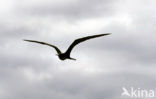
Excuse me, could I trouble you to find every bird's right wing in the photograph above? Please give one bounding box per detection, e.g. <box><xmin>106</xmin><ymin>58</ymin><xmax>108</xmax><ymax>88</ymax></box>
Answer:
<box><xmin>65</xmin><ymin>33</ymin><xmax>111</xmax><ymax>55</ymax></box>
<box><xmin>23</xmin><ymin>39</ymin><xmax>62</xmax><ymax>54</ymax></box>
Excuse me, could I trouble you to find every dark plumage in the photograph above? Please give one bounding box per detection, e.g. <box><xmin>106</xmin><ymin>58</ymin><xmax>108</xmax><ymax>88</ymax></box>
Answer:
<box><xmin>24</xmin><ymin>33</ymin><xmax>111</xmax><ymax>60</ymax></box>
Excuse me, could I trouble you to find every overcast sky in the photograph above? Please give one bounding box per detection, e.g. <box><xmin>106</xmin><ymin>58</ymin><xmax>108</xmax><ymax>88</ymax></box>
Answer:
<box><xmin>0</xmin><ymin>0</ymin><xmax>156</xmax><ymax>99</ymax></box>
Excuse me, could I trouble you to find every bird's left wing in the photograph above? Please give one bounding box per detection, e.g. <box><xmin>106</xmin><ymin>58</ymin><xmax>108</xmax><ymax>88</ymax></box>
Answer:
<box><xmin>23</xmin><ymin>39</ymin><xmax>62</xmax><ymax>54</ymax></box>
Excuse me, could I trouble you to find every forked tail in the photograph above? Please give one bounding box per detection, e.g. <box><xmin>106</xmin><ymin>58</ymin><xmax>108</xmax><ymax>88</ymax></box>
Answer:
<box><xmin>69</xmin><ymin>57</ymin><xmax>76</xmax><ymax>61</ymax></box>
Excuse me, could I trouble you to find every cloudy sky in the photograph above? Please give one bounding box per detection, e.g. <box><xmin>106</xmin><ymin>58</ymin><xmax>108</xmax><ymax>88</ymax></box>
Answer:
<box><xmin>0</xmin><ymin>0</ymin><xmax>156</xmax><ymax>99</ymax></box>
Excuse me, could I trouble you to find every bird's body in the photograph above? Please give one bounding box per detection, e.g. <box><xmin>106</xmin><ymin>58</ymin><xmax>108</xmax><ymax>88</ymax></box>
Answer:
<box><xmin>24</xmin><ymin>33</ymin><xmax>111</xmax><ymax>61</ymax></box>
<box><xmin>58</xmin><ymin>53</ymin><xmax>76</xmax><ymax>60</ymax></box>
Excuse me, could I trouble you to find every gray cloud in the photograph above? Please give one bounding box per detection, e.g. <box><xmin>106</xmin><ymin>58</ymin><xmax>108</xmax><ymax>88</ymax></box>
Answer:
<box><xmin>0</xmin><ymin>0</ymin><xmax>156</xmax><ymax>99</ymax></box>
<box><xmin>1</xmin><ymin>70</ymin><xmax>156</xmax><ymax>99</ymax></box>
<box><xmin>15</xmin><ymin>0</ymin><xmax>117</xmax><ymax>19</ymax></box>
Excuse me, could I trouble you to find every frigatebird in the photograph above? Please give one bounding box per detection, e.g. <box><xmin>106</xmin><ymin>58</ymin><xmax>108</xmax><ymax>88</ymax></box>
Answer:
<box><xmin>24</xmin><ymin>33</ymin><xmax>110</xmax><ymax>61</ymax></box>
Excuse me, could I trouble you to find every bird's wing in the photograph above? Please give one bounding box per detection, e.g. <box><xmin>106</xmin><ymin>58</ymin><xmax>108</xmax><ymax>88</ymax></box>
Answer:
<box><xmin>23</xmin><ymin>39</ymin><xmax>62</xmax><ymax>54</ymax></box>
<box><xmin>65</xmin><ymin>33</ymin><xmax>111</xmax><ymax>55</ymax></box>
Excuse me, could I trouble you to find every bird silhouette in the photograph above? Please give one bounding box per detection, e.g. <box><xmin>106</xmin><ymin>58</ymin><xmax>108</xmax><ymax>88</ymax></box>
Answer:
<box><xmin>24</xmin><ymin>33</ymin><xmax>111</xmax><ymax>61</ymax></box>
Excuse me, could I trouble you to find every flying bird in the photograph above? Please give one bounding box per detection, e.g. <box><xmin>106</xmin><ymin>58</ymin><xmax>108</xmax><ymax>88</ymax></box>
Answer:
<box><xmin>24</xmin><ymin>33</ymin><xmax>111</xmax><ymax>61</ymax></box>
